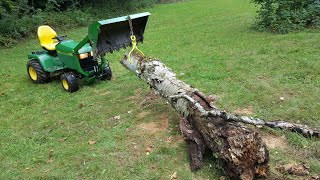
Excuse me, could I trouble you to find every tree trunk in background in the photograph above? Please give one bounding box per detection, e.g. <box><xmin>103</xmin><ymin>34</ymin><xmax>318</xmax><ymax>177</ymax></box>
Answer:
<box><xmin>121</xmin><ymin>54</ymin><xmax>269</xmax><ymax>180</ymax></box>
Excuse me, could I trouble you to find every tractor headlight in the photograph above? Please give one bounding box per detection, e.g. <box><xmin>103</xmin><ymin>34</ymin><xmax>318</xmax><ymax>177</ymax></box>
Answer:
<box><xmin>78</xmin><ymin>53</ymin><xmax>89</xmax><ymax>60</ymax></box>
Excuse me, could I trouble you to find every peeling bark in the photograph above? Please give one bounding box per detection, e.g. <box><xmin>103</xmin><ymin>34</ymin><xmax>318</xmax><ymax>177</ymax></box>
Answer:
<box><xmin>121</xmin><ymin>54</ymin><xmax>271</xmax><ymax>179</ymax></box>
<box><xmin>205</xmin><ymin>110</ymin><xmax>320</xmax><ymax>138</ymax></box>
<box><xmin>120</xmin><ymin>53</ymin><xmax>320</xmax><ymax>179</ymax></box>
<box><xmin>179</xmin><ymin>117</ymin><xmax>206</xmax><ymax>171</ymax></box>
<box><xmin>121</xmin><ymin>54</ymin><xmax>318</xmax><ymax>179</ymax></box>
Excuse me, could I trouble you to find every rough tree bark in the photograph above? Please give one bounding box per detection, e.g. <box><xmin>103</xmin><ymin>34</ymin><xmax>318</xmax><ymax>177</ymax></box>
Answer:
<box><xmin>120</xmin><ymin>54</ymin><xmax>319</xmax><ymax>179</ymax></box>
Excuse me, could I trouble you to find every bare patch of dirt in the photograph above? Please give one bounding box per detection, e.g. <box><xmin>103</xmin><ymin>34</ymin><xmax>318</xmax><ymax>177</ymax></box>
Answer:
<box><xmin>125</xmin><ymin>89</ymin><xmax>161</xmax><ymax>108</ymax></box>
<box><xmin>137</xmin><ymin>113</ymin><xmax>169</xmax><ymax>134</ymax></box>
<box><xmin>165</xmin><ymin>135</ymin><xmax>184</xmax><ymax>145</ymax></box>
<box><xmin>138</xmin><ymin>122</ymin><xmax>163</xmax><ymax>134</ymax></box>
<box><xmin>159</xmin><ymin>114</ymin><xmax>169</xmax><ymax>130</ymax></box>
<box><xmin>276</xmin><ymin>163</ymin><xmax>310</xmax><ymax>176</ymax></box>
<box><xmin>234</xmin><ymin>106</ymin><xmax>254</xmax><ymax>116</ymax></box>
<box><xmin>93</xmin><ymin>89</ymin><xmax>111</xmax><ymax>96</ymax></box>
<box><xmin>140</xmin><ymin>89</ymin><xmax>160</xmax><ymax>107</ymax></box>
<box><xmin>126</xmin><ymin>95</ymin><xmax>139</xmax><ymax>101</ymax></box>
<box><xmin>123</xmin><ymin>112</ymin><xmax>186</xmax><ymax>171</ymax></box>
<box><xmin>125</xmin><ymin>88</ymin><xmax>144</xmax><ymax>102</ymax></box>
<box><xmin>261</xmin><ymin>134</ymin><xmax>288</xmax><ymax>149</ymax></box>
<box><xmin>137</xmin><ymin>111</ymin><xmax>150</xmax><ymax>119</ymax></box>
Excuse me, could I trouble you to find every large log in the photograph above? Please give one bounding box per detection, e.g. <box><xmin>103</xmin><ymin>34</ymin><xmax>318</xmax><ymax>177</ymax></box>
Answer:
<box><xmin>121</xmin><ymin>54</ymin><xmax>269</xmax><ymax>179</ymax></box>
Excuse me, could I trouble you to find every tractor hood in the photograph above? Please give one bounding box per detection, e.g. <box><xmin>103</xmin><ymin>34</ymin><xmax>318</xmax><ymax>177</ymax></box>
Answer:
<box><xmin>88</xmin><ymin>12</ymin><xmax>150</xmax><ymax>55</ymax></box>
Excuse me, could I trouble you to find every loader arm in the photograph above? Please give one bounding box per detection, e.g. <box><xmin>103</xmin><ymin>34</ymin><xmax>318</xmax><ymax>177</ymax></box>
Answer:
<box><xmin>73</xmin><ymin>35</ymin><xmax>90</xmax><ymax>54</ymax></box>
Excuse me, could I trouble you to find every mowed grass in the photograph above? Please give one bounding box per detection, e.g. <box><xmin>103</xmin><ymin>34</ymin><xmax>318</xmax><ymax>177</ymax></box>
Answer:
<box><xmin>0</xmin><ymin>0</ymin><xmax>319</xmax><ymax>179</ymax></box>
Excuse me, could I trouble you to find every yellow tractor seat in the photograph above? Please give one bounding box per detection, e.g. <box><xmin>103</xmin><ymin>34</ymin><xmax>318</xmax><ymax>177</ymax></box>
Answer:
<box><xmin>37</xmin><ymin>25</ymin><xmax>58</xmax><ymax>51</ymax></box>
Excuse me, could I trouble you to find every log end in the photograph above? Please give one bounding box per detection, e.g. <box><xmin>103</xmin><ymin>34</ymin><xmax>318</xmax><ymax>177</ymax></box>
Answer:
<box><xmin>220</xmin><ymin>125</ymin><xmax>270</xmax><ymax>179</ymax></box>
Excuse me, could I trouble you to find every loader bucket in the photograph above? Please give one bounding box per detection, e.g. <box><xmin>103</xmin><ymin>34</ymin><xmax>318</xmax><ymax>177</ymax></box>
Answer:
<box><xmin>88</xmin><ymin>12</ymin><xmax>150</xmax><ymax>55</ymax></box>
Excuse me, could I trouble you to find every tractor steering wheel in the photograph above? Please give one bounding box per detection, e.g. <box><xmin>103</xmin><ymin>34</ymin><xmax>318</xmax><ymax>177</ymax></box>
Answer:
<box><xmin>53</xmin><ymin>35</ymin><xmax>67</xmax><ymax>42</ymax></box>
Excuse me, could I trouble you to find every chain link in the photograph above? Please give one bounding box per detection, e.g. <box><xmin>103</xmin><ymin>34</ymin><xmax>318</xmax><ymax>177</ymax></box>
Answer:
<box><xmin>128</xmin><ymin>16</ymin><xmax>134</xmax><ymax>36</ymax></box>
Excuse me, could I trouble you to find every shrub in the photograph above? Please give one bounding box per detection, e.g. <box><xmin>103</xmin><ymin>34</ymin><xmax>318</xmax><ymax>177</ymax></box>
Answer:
<box><xmin>252</xmin><ymin>0</ymin><xmax>320</xmax><ymax>33</ymax></box>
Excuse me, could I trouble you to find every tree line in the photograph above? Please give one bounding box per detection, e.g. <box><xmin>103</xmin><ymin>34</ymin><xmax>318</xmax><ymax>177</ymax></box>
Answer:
<box><xmin>0</xmin><ymin>0</ymin><xmax>170</xmax><ymax>46</ymax></box>
<box><xmin>2</xmin><ymin>0</ymin><xmax>318</xmax><ymax>46</ymax></box>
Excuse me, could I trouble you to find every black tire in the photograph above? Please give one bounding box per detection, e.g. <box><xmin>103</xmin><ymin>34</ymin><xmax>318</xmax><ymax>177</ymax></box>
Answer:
<box><xmin>60</xmin><ymin>72</ymin><xmax>79</xmax><ymax>93</ymax></box>
<box><xmin>101</xmin><ymin>65</ymin><xmax>112</xmax><ymax>80</ymax></box>
<box><xmin>26</xmin><ymin>59</ymin><xmax>50</xmax><ymax>83</ymax></box>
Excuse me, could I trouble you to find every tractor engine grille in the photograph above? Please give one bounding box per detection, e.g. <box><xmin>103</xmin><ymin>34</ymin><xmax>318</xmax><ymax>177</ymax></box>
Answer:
<box><xmin>79</xmin><ymin>56</ymin><xmax>98</xmax><ymax>71</ymax></box>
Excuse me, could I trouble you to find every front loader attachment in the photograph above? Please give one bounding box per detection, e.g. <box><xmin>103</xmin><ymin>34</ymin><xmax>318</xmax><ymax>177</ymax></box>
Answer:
<box><xmin>88</xmin><ymin>12</ymin><xmax>150</xmax><ymax>55</ymax></box>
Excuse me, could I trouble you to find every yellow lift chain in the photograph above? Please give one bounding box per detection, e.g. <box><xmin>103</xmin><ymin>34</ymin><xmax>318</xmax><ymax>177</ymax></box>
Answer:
<box><xmin>128</xmin><ymin>35</ymin><xmax>144</xmax><ymax>63</ymax></box>
<box><xmin>127</xmin><ymin>16</ymin><xmax>144</xmax><ymax>63</ymax></box>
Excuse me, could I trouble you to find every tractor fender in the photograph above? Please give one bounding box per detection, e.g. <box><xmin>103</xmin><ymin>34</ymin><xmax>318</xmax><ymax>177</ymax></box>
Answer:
<box><xmin>28</xmin><ymin>52</ymin><xmax>64</xmax><ymax>73</ymax></box>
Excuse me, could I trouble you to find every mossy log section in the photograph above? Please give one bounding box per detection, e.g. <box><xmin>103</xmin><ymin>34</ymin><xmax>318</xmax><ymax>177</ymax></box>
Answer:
<box><xmin>121</xmin><ymin>54</ymin><xmax>269</xmax><ymax>179</ymax></box>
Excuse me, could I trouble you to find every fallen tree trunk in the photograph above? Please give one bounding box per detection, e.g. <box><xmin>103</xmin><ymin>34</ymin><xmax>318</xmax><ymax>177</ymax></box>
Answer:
<box><xmin>120</xmin><ymin>53</ymin><xmax>320</xmax><ymax>179</ymax></box>
<box><xmin>121</xmin><ymin>54</ymin><xmax>269</xmax><ymax>179</ymax></box>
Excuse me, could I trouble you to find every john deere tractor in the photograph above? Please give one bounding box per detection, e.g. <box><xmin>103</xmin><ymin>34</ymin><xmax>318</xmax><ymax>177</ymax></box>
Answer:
<box><xmin>27</xmin><ymin>12</ymin><xmax>150</xmax><ymax>92</ymax></box>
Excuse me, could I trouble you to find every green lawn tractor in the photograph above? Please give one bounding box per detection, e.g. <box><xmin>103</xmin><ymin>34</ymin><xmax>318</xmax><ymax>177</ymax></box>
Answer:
<box><xmin>27</xmin><ymin>12</ymin><xmax>150</xmax><ymax>92</ymax></box>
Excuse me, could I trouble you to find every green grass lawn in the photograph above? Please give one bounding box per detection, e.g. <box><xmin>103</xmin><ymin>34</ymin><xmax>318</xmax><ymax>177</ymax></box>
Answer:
<box><xmin>1</xmin><ymin>0</ymin><xmax>319</xmax><ymax>179</ymax></box>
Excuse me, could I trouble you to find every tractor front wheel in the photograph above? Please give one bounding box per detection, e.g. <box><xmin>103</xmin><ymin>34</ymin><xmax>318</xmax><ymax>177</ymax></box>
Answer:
<box><xmin>61</xmin><ymin>72</ymin><xmax>79</xmax><ymax>93</ymax></box>
<box><xmin>101</xmin><ymin>65</ymin><xmax>112</xmax><ymax>80</ymax></box>
<box><xmin>27</xmin><ymin>59</ymin><xmax>50</xmax><ymax>83</ymax></box>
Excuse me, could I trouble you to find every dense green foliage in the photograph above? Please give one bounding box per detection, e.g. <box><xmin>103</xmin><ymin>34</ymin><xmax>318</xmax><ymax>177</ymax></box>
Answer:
<box><xmin>0</xmin><ymin>0</ymin><xmax>176</xmax><ymax>46</ymax></box>
<box><xmin>252</xmin><ymin>0</ymin><xmax>320</xmax><ymax>33</ymax></box>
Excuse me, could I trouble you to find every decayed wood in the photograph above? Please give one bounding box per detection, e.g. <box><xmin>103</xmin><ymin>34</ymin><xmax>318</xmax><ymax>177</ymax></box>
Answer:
<box><xmin>121</xmin><ymin>54</ymin><xmax>269</xmax><ymax>179</ymax></box>
<box><xmin>120</xmin><ymin>53</ymin><xmax>319</xmax><ymax>179</ymax></box>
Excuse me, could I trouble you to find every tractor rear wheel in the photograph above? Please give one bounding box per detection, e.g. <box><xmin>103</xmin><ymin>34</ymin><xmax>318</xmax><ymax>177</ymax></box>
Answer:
<box><xmin>102</xmin><ymin>65</ymin><xmax>112</xmax><ymax>80</ymax></box>
<box><xmin>27</xmin><ymin>59</ymin><xmax>50</xmax><ymax>83</ymax></box>
<box><xmin>61</xmin><ymin>72</ymin><xmax>79</xmax><ymax>93</ymax></box>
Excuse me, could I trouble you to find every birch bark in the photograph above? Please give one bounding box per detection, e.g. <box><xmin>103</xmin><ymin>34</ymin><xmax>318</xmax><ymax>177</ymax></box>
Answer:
<box><xmin>121</xmin><ymin>54</ymin><xmax>270</xmax><ymax>179</ymax></box>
